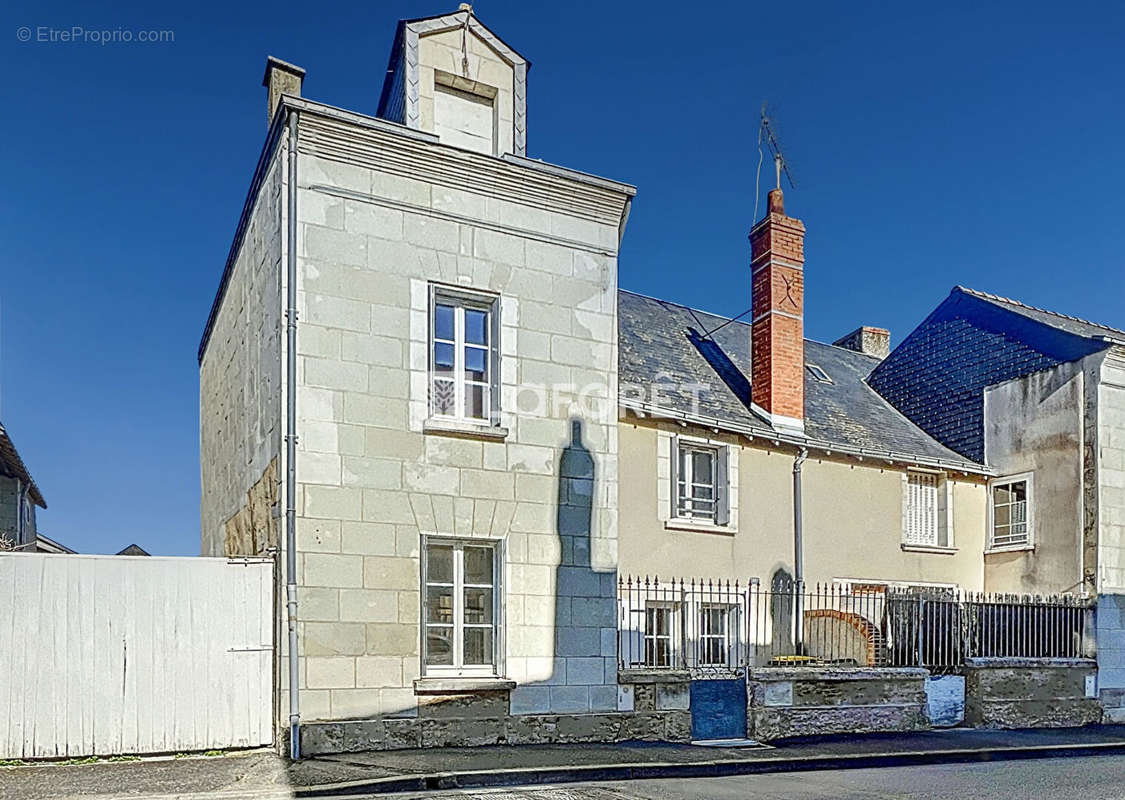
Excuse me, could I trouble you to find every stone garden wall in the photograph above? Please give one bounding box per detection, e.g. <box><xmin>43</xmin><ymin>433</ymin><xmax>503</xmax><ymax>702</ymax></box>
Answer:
<box><xmin>746</xmin><ymin>667</ymin><xmax>929</xmax><ymax>741</ymax></box>
<box><xmin>963</xmin><ymin>657</ymin><xmax>1102</xmax><ymax>728</ymax></box>
<box><xmin>299</xmin><ymin>671</ymin><xmax>690</xmax><ymax>754</ymax></box>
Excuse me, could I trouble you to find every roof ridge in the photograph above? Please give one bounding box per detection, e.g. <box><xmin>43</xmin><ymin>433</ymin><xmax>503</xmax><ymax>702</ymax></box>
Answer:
<box><xmin>956</xmin><ymin>285</ymin><xmax>1125</xmax><ymax>339</ymax></box>
<box><xmin>618</xmin><ymin>288</ymin><xmax>878</xmax><ymax>355</ymax></box>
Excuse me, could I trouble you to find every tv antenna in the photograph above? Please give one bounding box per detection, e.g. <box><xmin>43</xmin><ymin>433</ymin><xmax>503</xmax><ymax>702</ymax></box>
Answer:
<box><xmin>754</xmin><ymin>103</ymin><xmax>797</xmax><ymax>223</ymax></box>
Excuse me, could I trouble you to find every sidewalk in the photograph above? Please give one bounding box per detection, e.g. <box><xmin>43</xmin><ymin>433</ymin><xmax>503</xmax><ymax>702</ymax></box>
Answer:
<box><xmin>6</xmin><ymin>726</ymin><xmax>1125</xmax><ymax>800</ymax></box>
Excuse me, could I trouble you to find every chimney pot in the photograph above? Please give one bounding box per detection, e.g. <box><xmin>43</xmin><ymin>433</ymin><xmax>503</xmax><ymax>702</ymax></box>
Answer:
<box><xmin>767</xmin><ymin>188</ymin><xmax>785</xmax><ymax>215</ymax></box>
<box><xmin>262</xmin><ymin>56</ymin><xmax>306</xmax><ymax>128</ymax></box>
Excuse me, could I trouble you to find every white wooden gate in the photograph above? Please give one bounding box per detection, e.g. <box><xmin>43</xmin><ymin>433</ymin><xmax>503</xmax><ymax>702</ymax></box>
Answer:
<box><xmin>0</xmin><ymin>553</ymin><xmax>274</xmax><ymax>759</ymax></box>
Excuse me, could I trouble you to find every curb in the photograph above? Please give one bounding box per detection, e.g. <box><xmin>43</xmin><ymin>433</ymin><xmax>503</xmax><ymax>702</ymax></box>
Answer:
<box><xmin>293</xmin><ymin>740</ymin><xmax>1125</xmax><ymax>796</ymax></box>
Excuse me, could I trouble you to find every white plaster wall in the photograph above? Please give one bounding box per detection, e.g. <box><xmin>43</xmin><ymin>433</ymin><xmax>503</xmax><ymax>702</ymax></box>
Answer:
<box><xmin>289</xmin><ymin>111</ymin><xmax>628</xmax><ymax>723</ymax></box>
<box><xmin>1098</xmin><ymin>350</ymin><xmax>1125</xmax><ymax>592</ymax></box>
<box><xmin>199</xmin><ymin>146</ymin><xmax>284</xmax><ymax>557</ymax></box>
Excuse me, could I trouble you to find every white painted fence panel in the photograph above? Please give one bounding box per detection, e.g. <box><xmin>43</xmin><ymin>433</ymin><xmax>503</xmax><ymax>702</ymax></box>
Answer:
<box><xmin>0</xmin><ymin>553</ymin><xmax>273</xmax><ymax>759</ymax></box>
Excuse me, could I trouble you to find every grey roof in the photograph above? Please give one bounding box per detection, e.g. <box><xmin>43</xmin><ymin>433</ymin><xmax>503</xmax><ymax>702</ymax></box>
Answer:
<box><xmin>957</xmin><ymin>286</ymin><xmax>1125</xmax><ymax>343</ymax></box>
<box><xmin>618</xmin><ymin>290</ymin><xmax>980</xmax><ymax>469</ymax></box>
<box><xmin>0</xmin><ymin>422</ymin><xmax>45</xmax><ymax>507</ymax></box>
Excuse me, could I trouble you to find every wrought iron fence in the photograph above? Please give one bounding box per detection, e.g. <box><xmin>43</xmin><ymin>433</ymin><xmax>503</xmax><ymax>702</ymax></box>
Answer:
<box><xmin>617</xmin><ymin>576</ymin><xmax>1095</xmax><ymax>672</ymax></box>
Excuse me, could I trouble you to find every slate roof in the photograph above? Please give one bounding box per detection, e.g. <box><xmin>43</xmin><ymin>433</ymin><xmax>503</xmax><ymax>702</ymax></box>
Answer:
<box><xmin>868</xmin><ymin>286</ymin><xmax>1118</xmax><ymax>462</ymax></box>
<box><xmin>618</xmin><ymin>290</ymin><xmax>981</xmax><ymax>470</ymax></box>
<box><xmin>0</xmin><ymin>422</ymin><xmax>45</xmax><ymax>508</ymax></box>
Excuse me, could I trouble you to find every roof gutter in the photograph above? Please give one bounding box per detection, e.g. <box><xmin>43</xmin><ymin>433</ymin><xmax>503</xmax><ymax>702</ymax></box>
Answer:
<box><xmin>620</xmin><ymin>398</ymin><xmax>994</xmax><ymax>476</ymax></box>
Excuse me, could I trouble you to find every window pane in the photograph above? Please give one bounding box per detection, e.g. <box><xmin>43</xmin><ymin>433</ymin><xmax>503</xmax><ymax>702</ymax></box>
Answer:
<box><xmin>431</xmin><ymin>378</ymin><xmax>456</xmax><ymax>416</ymax></box>
<box><xmin>464</xmin><ymin>546</ymin><xmax>494</xmax><ymax>585</ymax></box>
<box><xmin>426</xmin><ymin>586</ymin><xmax>454</xmax><ymax>624</ymax></box>
<box><xmin>426</xmin><ymin>543</ymin><xmax>454</xmax><ymax>583</ymax></box>
<box><xmin>463</xmin><ymin>627</ymin><xmax>493</xmax><ymax>665</ymax></box>
<box><xmin>463</xmin><ymin>587</ymin><xmax>493</xmax><ymax>624</ymax></box>
<box><xmin>692</xmin><ymin>485</ymin><xmax>714</xmax><ymax>501</ymax></box>
<box><xmin>995</xmin><ymin>484</ymin><xmax>1011</xmax><ymax>505</ymax></box>
<box><xmin>426</xmin><ymin>626</ymin><xmax>454</xmax><ymax>665</ymax></box>
<box><xmin>433</xmin><ymin>342</ymin><xmax>455</xmax><ymax>375</ymax></box>
<box><xmin>692</xmin><ymin>451</ymin><xmax>714</xmax><ymax>482</ymax></box>
<box><xmin>465</xmin><ymin>383</ymin><xmax>487</xmax><ymax>420</ymax></box>
<box><xmin>464</xmin><ymin>308</ymin><xmax>488</xmax><ymax>345</ymax></box>
<box><xmin>994</xmin><ymin>505</ymin><xmax>1011</xmax><ymax>527</ymax></box>
<box><xmin>1011</xmin><ymin>481</ymin><xmax>1027</xmax><ymax>503</ymax></box>
<box><xmin>464</xmin><ymin>346</ymin><xmax>488</xmax><ymax>382</ymax></box>
<box><xmin>434</xmin><ymin>304</ymin><xmax>455</xmax><ymax>341</ymax></box>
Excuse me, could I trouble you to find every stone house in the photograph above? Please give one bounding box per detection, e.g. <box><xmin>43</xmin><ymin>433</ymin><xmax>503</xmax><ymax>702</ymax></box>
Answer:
<box><xmin>0</xmin><ymin>422</ymin><xmax>45</xmax><ymax>552</ymax></box>
<box><xmin>198</xmin><ymin>5</ymin><xmax>1117</xmax><ymax>751</ymax></box>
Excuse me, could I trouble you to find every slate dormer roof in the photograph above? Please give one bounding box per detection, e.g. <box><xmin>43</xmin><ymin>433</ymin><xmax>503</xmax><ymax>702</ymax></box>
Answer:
<box><xmin>618</xmin><ymin>289</ymin><xmax>983</xmax><ymax>472</ymax></box>
<box><xmin>867</xmin><ymin>286</ymin><xmax>1121</xmax><ymax>463</ymax></box>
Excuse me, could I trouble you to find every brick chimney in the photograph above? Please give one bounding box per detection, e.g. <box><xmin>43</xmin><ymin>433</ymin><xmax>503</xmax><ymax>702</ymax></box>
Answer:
<box><xmin>833</xmin><ymin>326</ymin><xmax>891</xmax><ymax>360</ymax></box>
<box><xmin>749</xmin><ymin>188</ymin><xmax>806</xmax><ymax>433</ymax></box>
<box><xmin>262</xmin><ymin>56</ymin><xmax>305</xmax><ymax>127</ymax></box>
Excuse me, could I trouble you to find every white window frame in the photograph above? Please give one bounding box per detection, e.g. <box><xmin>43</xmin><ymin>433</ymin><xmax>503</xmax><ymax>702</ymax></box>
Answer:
<box><xmin>641</xmin><ymin>602</ymin><xmax>677</xmax><ymax>668</ymax></box>
<box><xmin>428</xmin><ymin>286</ymin><xmax>499</xmax><ymax>426</ymax></box>
<box><xmin>695</xmin><ymin>602</ymin><xmax>738</xmax><ymax>669</ymax></box>
<box><xmin>421</xmin><ymin>537</ymin><xmax>503</xmax><ymax>677</ymax></box>
<box><xmin>902</xmin><ymin>470</ymin><xmax>948</xmax><ymax>548</ymax></box>
<box><xmin>988</xmin><ymin>472</ymin><xmax>1034</xmax><ymax>552</ymax></box>
<box><xmin>676</xmin><ymin>442</ymin><xmax>718</xmax><ymax>522</ymax></box>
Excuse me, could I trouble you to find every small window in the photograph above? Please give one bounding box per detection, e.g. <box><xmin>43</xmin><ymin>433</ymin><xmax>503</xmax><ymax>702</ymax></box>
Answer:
<box><xmin>643</xmin><ymin>604</ymin><xmax>675</xmax><ymax>668</ymax></box>
<box><xmin>677</xmin><ymin>444</ymin><xmax>717</xmax><ymax>521</ymax></box>
<box><xmin>429</xmin><ymin>287</ymin><xmax>499</xmax><ymax>425</ymax></box>
<box><xmin>903</xmin><ymin>472</ymin><xmax>939</xmax><ymax>547</ymax></box>
<box><xmin>423</xmin><ymin>538</ymin><xmax>501</xmax><ymax>675</ymax></box>
<box><xmin>990</xmin><ymin>476</ymin><xmax>1032</xmax><ymax>550</ymax></box>
<box><xmin>806</xmin><ymin>364</ymin><xmax>832</xmax><ymax>383</ymax></box>
<box><xmin>697</xmin><ymin>604</ymin><xmax>734</xmax><ymax>667</ymax></box>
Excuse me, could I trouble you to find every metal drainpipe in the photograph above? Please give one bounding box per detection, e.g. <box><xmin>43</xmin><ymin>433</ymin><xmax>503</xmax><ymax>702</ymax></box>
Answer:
<box><xmin>284</xmin><ymin>109</ymin><xmax>301</xmax><ymax>760</ymax></box>
<box><xmin>793</xmin><ymin>447</ymin><xmax>808</xmax><ymax>653</ymax></box>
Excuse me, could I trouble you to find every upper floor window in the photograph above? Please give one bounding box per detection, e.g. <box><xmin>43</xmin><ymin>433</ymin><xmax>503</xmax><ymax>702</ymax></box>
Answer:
<box><xmin>423</xmin><ymin>538</ymin><xmax>501</xmax><ymax>676</ymax></box>
<box><xmin>990</xmin><ymin>475</ymin><xmax>1031</xmax><ymax>550</ymax></box>
<box><xmin>903</xmin><ymin>471</ymin><xmax>951</xmax><ymax>548</ymax></box>
<box><xmin>671</xmin><ymin>439</ymin><xmax>730</xmax><ymax>526</ymax></box>
<box><xmin>429</xmin><ymin>287</ymin><xmax>499</xmax><ymax>425</ymax></box>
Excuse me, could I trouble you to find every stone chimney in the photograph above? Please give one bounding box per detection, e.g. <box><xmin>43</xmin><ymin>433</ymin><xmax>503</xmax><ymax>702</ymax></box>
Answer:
<box><xmin>749</xmin><ymin>188</ymin><xmax>806</xmax><ymax>433</ymax></box>
<box><xmin>833</xmin><ymin>326</ymin><xmax>891</xmax><ymax>360</ymax></box>
<box><xmin>262</xmin><ymin>56</ymin><xmax>306</xmax><ymax>127</ymax></box>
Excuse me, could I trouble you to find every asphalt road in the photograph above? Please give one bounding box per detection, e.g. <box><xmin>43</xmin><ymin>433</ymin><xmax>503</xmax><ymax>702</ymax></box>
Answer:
<box><xmin>386</xmin><ymin>755</ymin><xmax>1125</xmax><ymax>800</ymax></box>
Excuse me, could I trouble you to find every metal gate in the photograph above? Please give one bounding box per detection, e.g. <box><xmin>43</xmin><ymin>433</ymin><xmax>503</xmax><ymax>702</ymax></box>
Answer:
<box><xmin>0</xmin><ymin>553</ymin><xmax>274</xmax><ymax>759</ymax></box>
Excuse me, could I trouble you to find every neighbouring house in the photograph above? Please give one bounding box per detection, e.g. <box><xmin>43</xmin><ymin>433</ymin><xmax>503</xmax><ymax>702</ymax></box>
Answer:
<box><xmin>116</xmin><ymin>543</ymin><xmax>151</xmax><ymax>556</ymax></box>
<box><xmin>0</xmin><ymin>422</ymin><xmax>46</xmax><ymax>552</ymax></box>
<box><xmin>198</xmin><ymin>5</ymin><xmax>1118</xmax><ymax>753</ymax></box>
<box><xmin>868</xmin><ymin>286</ymin><xmax>1125</xmax><ymax>720</ymax></box>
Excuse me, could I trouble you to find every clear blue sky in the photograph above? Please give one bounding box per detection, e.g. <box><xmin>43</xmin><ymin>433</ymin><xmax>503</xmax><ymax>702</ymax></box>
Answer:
<box><xmin>3</xmin><ymin>0</ymin><xmax>1123</xmax><ymax>555</ymax></box>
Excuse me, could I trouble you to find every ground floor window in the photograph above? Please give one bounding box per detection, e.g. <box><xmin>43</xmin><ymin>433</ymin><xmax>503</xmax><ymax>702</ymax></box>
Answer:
<box><xmin>423</xmin><ymin>538</ymin><xmax>500</xmax><ymax>675</ymax></box>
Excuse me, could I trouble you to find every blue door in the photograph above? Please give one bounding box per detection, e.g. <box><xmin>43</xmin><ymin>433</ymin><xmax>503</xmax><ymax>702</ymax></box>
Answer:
<box><xmin>690</xmin><ymin>678</ymin><xmax>747</xmax><ymax>740</ymax></box>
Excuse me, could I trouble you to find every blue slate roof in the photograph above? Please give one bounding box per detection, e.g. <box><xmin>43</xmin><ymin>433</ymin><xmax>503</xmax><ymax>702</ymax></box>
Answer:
<box><xmin>618</xmin><ymin>290</ymin><xmax>977</xmax><ymax>468</ymax></box>
<box><xmin>867</xmin><ymin>286</ymin><xmax>1118</xmax><ymax>462</ymax></box>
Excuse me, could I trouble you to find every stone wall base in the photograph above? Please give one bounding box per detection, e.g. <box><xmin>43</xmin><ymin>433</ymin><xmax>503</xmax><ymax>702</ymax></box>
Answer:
<box><xmin>964</xmin><ymin>657</ymin><xmax>1102</xmax><ymax>728</ymax></box>
<box><xmin>747</xmin><ymin>667</ymin><xmax>930</xmax><ymax>741</ymax></box>
<box><xmin>299</xmin><ymin>709</ymin><xmax>690</xmax><ymax>755</ymax></box>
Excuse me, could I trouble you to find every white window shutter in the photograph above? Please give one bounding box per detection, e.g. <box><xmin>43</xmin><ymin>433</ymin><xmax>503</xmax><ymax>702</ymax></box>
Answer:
<box><xmin>938</xmin><ymin>478</ymin><xmax>953</xmax><ymax>548</ymax></box>
<box><xmin>904</xmin><ymin>472</ymin><xmax>939</xmax><ymax>546</ymax></box>
<box><xmin>715</xmin><ymin>446</ymin><xmax>730</xmax><ymax>527</ymax></box>
<box><xmin>669</xmin><ymin>435</ymin><xmax>680</xmax><ymax>519</ymax></box>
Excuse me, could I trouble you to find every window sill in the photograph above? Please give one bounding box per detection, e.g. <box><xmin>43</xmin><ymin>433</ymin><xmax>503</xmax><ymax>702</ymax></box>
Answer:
<box><xmin>413</xmin><ymin>677</ymin><xmax>516</xmax><ymax>695</ymax></box>
<box><xmin>985</xmin><ymin>544</ymin><xmax>1035</xmax><ymax>555</ymax></box>
<box><xmin>423</xmin><ymin>418</ymin><xmax>509</xmax><ymax>441</ymax></box>
<box><xmin>664</xmin><ymin>519</ymin><xmax>735</xmax><ymax>536</ymax></box>
<box><xmin>900</xmin><ymin>544</ymin><xmax>958</xmax><ymax>555</ymax></box>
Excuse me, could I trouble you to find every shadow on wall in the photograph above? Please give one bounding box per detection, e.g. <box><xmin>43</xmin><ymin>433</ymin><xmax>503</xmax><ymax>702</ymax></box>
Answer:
<box><xmin>299</xmin><ymin>417</ymin><xmax>618</xmax><ymax>752</ymax></box>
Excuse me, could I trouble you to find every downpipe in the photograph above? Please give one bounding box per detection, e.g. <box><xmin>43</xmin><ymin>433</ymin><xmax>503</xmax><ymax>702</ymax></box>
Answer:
<box><xmin>793</xmin><ymin>447</ymin><xmax>808</xmax><ymax>654</ymax></box>
<box><xmin>284</xmin><ymin>109</ymin><xmax>301</xmax><ymax>760</ymax></box>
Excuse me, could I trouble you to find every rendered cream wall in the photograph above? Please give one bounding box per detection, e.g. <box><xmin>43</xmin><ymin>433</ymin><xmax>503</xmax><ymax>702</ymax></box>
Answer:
<box><xmin>1098</xmin><ymin>350</ymin><xmax>1125</xmax><ymax>592</ymax></box>
<box><xmin>618</xmin><ymin>420</ymin><xmax>987</xmax><ymax>590</ymax></box>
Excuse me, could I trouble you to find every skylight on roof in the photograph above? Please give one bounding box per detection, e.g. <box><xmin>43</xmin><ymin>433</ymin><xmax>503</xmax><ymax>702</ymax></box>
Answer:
<box><xmin>806</xmin><ymin>364</ymin><xmax>833</xmax><ymax>384</ymax></box>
